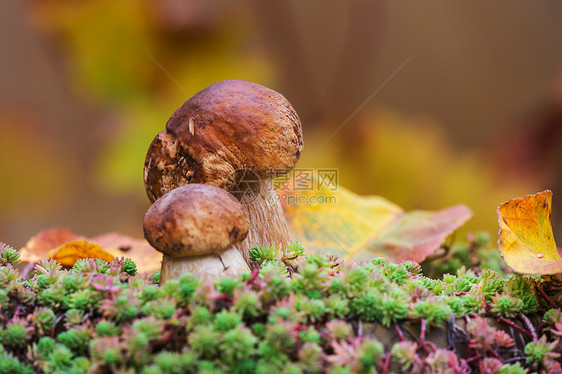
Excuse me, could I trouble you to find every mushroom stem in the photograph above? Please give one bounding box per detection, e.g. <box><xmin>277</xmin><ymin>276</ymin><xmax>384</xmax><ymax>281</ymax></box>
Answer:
<box><xmin>160</xmin><ymin>246</ymin><xmax>250</xmax><ymax>284</ymax></box>
<box><xmin>235</xmin><ymin>179</ymin><xmax>292</xmax><ymax>262</ymax></box>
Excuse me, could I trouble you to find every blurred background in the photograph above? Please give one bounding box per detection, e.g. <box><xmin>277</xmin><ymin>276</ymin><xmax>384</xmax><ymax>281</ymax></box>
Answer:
<box><xmin>1</xmin><ymin>0</ymin><xmax>562</xmax><ymax>248</ymax></box>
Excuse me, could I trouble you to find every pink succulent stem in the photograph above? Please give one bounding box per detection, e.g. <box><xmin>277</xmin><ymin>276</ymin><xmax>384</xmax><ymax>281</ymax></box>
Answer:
<box><xmin>538</xmin><ymin>284</ymin><xmax>559</xmax><ymax>309</ymax></box>
<box><xmin>497</xmin><ymin>316</ymin><xmax>532</xmax><ymax>338</ymax></box>
<box><xmin>487</xmin><ymin>347</ymin><xmax>502</xmax><ymax>360</ymax></box>
<box><xmin>519</xmin><ymin>313</ymin><xmax>537</xmax><ymax>341</ymax></box>
<box><xmin>394</xmin><ymin>324</ymin><xmax>406</xmax><ymax>342</ymax></box>
<box><xmin>152</xmin><ymin>328</ymin><xmax>175</xmax><ymax>347</ymax></box>
<box><xmin>247</xmin><ymin>268</ymin><xmax>264</xmax><ymax>290</ymax></box>
<box><xmin>380</xmin><ymin>353</ymin><xmax>392</xmax><ymax>373</ymax></box>
<box><xmin>466</xmin><ymin>353</ymin><xmax>482</xmax><ymax>363</ymax></box>
<box><xmin>419</xmin><ymin>319</ymin><xmax>436</xmax><ymax>353</ymax></box>
<box><xmin>536</xmin><ymin>322</ymin><xmax>549</xmax><ymax>336</ymax></box>
<box><xmin>19</xmin><ymin>262</ymin><xmax>36</xmax><ymax>279</ymax></box>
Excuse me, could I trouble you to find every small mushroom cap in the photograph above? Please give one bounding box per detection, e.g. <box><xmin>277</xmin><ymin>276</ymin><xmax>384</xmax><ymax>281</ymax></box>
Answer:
<box><xmin>144</xmin><ymin>79</ymin><xmax>303</xmax><ymax>202</ymax></box>
<box><xmin>143</xmin><ymin>184</ymin><xmax>249</xmax><ymax>257</ymax></box>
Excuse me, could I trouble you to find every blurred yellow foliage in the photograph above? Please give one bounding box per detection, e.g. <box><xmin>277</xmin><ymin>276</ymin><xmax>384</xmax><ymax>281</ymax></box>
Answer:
<box><xmin>299</xmin><ymin>109</ymin><xmax>539</xmax><ymax>236</ymax></box>
<box><xmin>17</xmin><ymin>0</ymin><xmax>542</xmax><ymax>247</ymax></box>
<box><xmin>31</xmin><ymin>0</ymin><xmax>154</xmax><ymax>103</ymax></box>
<box><xmin>0</xmin><ymin>115</ymin><xmax>69</xmax><ymax>214</ymax></box>
<box><xmin>31</xmin><ymin>0</ymin><xmax>273</xmax><ymax>195</ymax></box>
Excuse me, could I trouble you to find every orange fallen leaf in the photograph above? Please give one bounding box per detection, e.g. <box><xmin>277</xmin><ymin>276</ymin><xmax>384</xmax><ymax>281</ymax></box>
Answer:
<box><xmin>498</xmin><ymin>190</ymin><xmax>562</xmax><ymax>274</ymax></box>
<box><xmin>47</xmin><ymin>240</ymin><xmax>116</xmax><ymax>267</ymax></box>
<box><xmin>281</xmin><ymin>182</ymin><xmax>472</xmax><ymax>263</ymax></box>
<box><xmin>19</xmin><ymin>228</ymin><xmax>84</xmax><ymax>263</ymax></box>
<box><xmin>20</xmin><ymin>228</ymin><xmax>161</xmax><ymax>273</ymax></box>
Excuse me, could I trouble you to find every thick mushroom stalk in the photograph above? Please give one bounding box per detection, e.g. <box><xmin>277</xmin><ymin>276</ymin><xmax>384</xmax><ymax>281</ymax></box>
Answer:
<box><xmin>143</xmin><ymin>184</ymin><xmax>250</xmax><ymax>284</ymax></box>
<box><xmin>161</xmin><ymin>247</ymin><xmax>248</xmax><ymax>281</ymax></box>
<box><xmin>234</xmin><ymin>178</ymin><xmax>292</xmax><ymax>261</ymax></box>
<box><xmin>144</xmin><ymin>79</ymin><xmax>303</xmax><ymax>262</ymax></box>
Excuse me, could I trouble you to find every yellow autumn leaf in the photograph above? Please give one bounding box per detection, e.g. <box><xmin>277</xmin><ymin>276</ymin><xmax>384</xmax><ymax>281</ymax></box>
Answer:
<box><xmin>47</xmin><ymin>240</ymin><xmax>116</xmax><ymax>267</ymax></box>
<box><xmin>283</xmin><ymin>182</ymin><xmax>472</xmax><ymax>263</ymax></box>
<box><xmin>498</xmin><ymin>190</ymin><xmax>562</xmax><ymax>274</ymax></box>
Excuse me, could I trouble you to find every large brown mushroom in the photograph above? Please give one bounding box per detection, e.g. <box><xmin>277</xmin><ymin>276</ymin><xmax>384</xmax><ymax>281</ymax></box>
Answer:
<box><xmin>143</xmin><ymin>184</ymin><xmax>250</xmax><ymax>283</ymax></box>
<box><xmin>144</xmin><ymin>79</ymin><xmax>303</xmax><ymax>262</ymax></box>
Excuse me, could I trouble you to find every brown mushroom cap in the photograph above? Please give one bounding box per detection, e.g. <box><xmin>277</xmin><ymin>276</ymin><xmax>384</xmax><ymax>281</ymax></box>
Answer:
<box><xmin>143</xmin><ymin>184</ymin><xmax>249</xmax><ymax>257</ymax></box>
<box><xmin>144</xmin><ymin>79</ymin><xmax>303</xmax><ymax>203</ymax></box>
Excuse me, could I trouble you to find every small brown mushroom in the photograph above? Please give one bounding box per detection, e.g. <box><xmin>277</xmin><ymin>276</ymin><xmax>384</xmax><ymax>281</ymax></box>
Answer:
<box><xmin>143</xmin><ymin>184</ymin><xmax>250</xmax><ymax>283</ymax></box>
<box><xmin>144</xmin><ymin>79</ymin><xmax>303</xmax><ymax>262</ymax></box>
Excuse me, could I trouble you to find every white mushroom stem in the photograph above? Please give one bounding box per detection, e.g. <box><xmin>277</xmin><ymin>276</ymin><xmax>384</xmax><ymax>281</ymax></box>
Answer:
<box><xmin>235</xmin><ymin>179</ymin><xmax>292</xmax><ymax>263</ymax></box>
<box><xmin>160</xmin><ymin>246</ymin><xmax>250</xmax><ymax>284</ymax></box>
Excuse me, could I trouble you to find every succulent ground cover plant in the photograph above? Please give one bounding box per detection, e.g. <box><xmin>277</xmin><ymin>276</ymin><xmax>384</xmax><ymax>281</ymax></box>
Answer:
<box><xmin>0</xmin><ymin>241</ymin><xmax>560</xmax><ymax>374</ymax></box>
<box><xmin>421</xmin><ymin>232</ymin><xmax>507</xmax><ymax>280</ymax></box>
